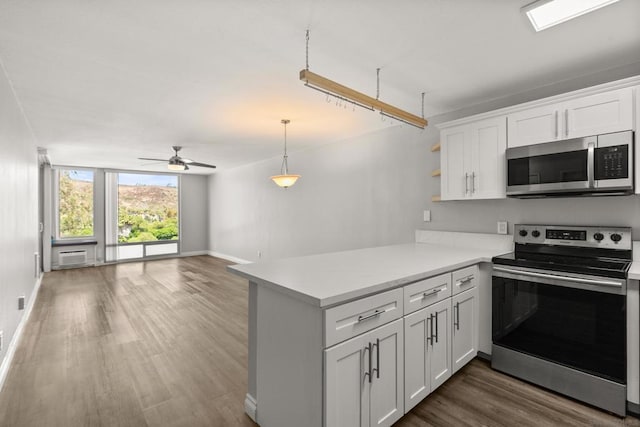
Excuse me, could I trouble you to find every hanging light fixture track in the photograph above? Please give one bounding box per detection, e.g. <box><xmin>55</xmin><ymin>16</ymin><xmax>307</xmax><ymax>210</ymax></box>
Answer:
<box><xmin>299</xmin><ymin>30</ymin><xmax>428</xmax><ymax>129</ymax></box>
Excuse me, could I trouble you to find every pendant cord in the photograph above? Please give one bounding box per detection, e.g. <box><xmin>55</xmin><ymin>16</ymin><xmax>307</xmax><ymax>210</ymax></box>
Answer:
<box><xmin>281</xmin><ymin>119</ymin><xmax>290</xmax><ymax>174</ymax></box>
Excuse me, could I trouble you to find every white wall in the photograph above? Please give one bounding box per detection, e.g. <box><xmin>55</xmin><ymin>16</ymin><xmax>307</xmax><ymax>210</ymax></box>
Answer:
<box><xmin>0</xmin><ymin>60</ymin><xmax>39</xmax><ymax>366</ymax></box>
<box><xmin>181</xmin><ymin>174</ymin><xmax>209</xmax><ymax>254</ymax></box>
<box><xmin>209</xmin><ymin>125</ymin><xmax>430</xmax><ymax>261</ymax></box>
<box><xmin>209</xmin><ymin>66</ymin><xmax>640</xmax><ymax>262</ymax></box>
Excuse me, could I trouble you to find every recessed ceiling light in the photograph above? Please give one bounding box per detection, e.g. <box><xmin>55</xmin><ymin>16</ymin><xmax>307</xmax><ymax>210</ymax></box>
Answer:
<box><xmin>523</xmin><ymin>0</ymin><xmax>621</xmax><ymax>32</ymax></box>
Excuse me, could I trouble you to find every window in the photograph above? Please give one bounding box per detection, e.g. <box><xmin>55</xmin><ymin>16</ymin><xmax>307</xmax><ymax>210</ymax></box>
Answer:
<box><xmin>57</xmin><ymin>169</ymin><xmax>94</xmax><ymax>238</ymax></box>
<box><xmin>105</xmin><ymin>172</ymin><xmax>179</xmax><ymax>262</ymax></box>
<box><xmin>117</xmin><ymin>173</ymin><xmax>179</xmax><ymax>243</ymax></box>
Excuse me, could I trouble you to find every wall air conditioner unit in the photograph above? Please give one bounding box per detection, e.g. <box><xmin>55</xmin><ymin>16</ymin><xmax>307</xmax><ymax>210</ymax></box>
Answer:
<box><xmin>59</xmin><ymin>250</ymin><xmax>88</xmax><ymax>267</ymax></box>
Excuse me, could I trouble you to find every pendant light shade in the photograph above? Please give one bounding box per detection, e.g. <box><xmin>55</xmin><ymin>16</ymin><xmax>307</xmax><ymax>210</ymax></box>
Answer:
<box><xmin>270</xmin><ymin>119</ymin><xmax>300</xmax><ymax>188</ymax></box>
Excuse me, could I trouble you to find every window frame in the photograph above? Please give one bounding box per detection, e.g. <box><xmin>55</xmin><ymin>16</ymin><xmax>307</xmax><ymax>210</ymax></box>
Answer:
<box><xmin>114</xmin><ymin>170</ymin><xmax>182</xmax><ymax>246</ymax></box>
<box><xmin>54</xmin><ymin>167</ymin><xmax>97</xmax><ymax>240</ymax></box>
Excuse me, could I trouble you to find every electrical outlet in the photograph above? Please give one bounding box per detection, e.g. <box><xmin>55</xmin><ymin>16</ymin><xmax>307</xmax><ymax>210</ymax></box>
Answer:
<box><xmin>423</xmin><ymin>210</ymin><xmax>431</xmax><ymax>222</ymax></box>
<box><xmin>18</xmin><ymin>296</ymin><xmax>25</xmax><ymax>310</ymax></box>
<box><xmin>497</xmin><ymin>221</ymin><xmax>508</xmax><ymax>235</ymax></box>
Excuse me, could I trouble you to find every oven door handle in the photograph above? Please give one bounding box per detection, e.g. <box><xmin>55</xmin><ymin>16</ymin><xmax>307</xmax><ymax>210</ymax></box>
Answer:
<box><xmin>492</xmin><ymin>266</ymin><xmax>622</xmax><ymax>288</ymax></box>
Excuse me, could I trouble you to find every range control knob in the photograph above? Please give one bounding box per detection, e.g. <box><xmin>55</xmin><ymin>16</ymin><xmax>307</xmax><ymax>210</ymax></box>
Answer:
<box><xmin>593</xmin><ymin>232</ymin><xmax>604</xmax><ymax>242</ymax></box>
<box><xmin>531</xmin><ymin>230</ymin><xmax>541</xmax><ymax>238</ymax></box>
<box><xmin>519</xmin><ymin>229</ymin><xmax>528</xmax><ymax>237</ymax></box>
<box><xmin>611</xmin><ymin>233</ymin><xmax>622</xmax><ymax>243</ymax></box>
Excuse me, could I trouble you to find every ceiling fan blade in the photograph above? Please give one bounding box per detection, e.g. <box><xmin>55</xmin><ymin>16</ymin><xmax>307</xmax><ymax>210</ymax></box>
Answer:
<box><xmin>181</xmin><ymin>157</ymin><xmax>194</xmax><ymax>164</ymax></box>
<box><xmin>138</xmin><ymin>157</ymin><xmax>169</xmax><ymax>162</ymax></box>
<box><xmin>187</xmin><ymin>161</ymin><xmax>217</xmax><ymax>169</ymax></box>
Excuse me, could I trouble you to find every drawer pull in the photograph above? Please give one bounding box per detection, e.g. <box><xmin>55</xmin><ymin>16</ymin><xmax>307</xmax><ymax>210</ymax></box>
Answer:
<box><xmin>423</xmin><ymin>287</ymin><xmax>444</xmax><ymax>298</ymax></box>
<box><xmin>456</xmin><ymin>275</ymin><xmax>474</xmax><ymax>286</ymax></box>
<box><xmin>358</xmin><ymin>309</ymin><xmax>383</xmax><ymax>322</ymax></box>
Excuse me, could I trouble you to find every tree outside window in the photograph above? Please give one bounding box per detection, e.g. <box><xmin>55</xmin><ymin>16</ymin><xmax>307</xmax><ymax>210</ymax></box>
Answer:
<box><xmin>117</xmin><ymin>173</ymin><xmax>178</xmax><ymax>243</ymax></box>
<box><xmin>58</xmin><ymin>169</ymin><xmax>94</xmax><ymax>238</ymax></box>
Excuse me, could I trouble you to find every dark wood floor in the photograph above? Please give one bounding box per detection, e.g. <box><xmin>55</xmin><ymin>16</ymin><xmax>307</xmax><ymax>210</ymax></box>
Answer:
<box><xmin>0</xmin><ymin>255</ymin><xmax>638</xmax><ymax>426</ymax></box>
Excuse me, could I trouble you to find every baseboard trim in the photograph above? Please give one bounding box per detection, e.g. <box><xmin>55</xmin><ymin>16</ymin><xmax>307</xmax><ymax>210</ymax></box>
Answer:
<box><xmin>179</xmin><ymin>250</ymin><xmax>209</xmax><ymax>257</ymax></box>
<box><xmin>477</xmin><ymin>351</ymin><xmax>491</xmax><ymax>362</ymax></box>
<box><xmin>209</xmin><ymin>251</ymin><xmax>252</xmax><ymax>264</ymax></box>
<box><xmin>0</xmin><ymin>274</ymin><xmax>43</xmax><ymax>394</ymax></box>
<box><xmin>244</xmin><ymin>393</ymin><xmax>257</xmax><ymax>422</ymax></box>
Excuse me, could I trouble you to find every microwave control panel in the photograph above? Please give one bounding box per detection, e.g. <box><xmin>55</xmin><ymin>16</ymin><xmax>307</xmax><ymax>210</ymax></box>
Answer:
<box><xmin>595</xmin><ymin>145</ymin><xmax>628</xmax><ymax>180</ymax></box>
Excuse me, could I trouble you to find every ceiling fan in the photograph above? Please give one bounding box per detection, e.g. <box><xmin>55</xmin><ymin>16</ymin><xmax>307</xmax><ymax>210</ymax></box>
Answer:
<box><xmin>138</xmin><ymin>146</ymin><xmax>216</xmax><ymax>171</ymax></box>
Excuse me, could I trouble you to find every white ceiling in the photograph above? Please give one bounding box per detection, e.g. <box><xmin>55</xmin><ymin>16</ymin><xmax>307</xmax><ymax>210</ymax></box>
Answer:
<box><xmin>1</xmin><ymin>0</ymin><xmax>639</xmax><ymax>174</ymax></box>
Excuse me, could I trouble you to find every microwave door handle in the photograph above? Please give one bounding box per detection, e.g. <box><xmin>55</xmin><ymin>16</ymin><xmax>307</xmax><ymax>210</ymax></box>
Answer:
<box><xmin>587</xmin><ymin>142</ymin><xmax>595</xmax><ymax>188</ymax></box>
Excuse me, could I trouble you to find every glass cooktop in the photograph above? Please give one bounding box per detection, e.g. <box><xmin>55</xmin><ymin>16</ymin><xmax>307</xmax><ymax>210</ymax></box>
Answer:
<box><xmin>492</xmin><ymin>251</ymin><xmax>631</xmax><ymax>279</ymax></box>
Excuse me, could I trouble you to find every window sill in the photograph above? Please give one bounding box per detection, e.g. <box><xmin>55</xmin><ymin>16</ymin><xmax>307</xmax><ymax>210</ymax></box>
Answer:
<box><xmin>52</xmin><ymin>239</ymin><xmax>98</xmax><ymax>247</ymax></box>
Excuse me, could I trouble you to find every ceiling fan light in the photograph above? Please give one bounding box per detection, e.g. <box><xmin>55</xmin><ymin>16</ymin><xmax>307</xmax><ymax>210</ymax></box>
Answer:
<box><xmin>270</xmin><ymin>174</ymin><xmax>300</xmax><ymax>188</ymax></box>
<box><xmin>168</xmin><ymin>159</ymin><xmax>186</xmax><ymax>171</ymax></box>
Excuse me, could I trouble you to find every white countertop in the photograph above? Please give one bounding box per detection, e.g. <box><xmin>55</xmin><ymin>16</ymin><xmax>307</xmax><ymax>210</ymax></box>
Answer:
<box><xmin>228</xmin><ymin>241</ymin><xmax>511</xmax><ymax>308</ymax></box>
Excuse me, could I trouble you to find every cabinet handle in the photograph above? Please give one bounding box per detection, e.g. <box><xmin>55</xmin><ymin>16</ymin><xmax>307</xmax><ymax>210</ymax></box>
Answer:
<box><xmin>358</xmin><ymin>309</ymin><xmax>383</xmax><ymax>322</ymax></box>
<box><xmin>565</xmin><ymin>109</ymin><xmax>569</xmax><ymax>138</ymax></box>
<box><xmin>455</xmin><ymin>275</ymin><xmax>474</xmax><ymax>287</ymax></box>
<box><xmin>464</xmin><ymin>173</ymin><xmax>469</xmax><ymax>195</ymax></box>
<box><xmin>435</xmin><ymin>311</ymin><xmax>439</xmax><ymax>344</ymax></box>
<box><xmin>364</xmin><ymin>342</ymin><xmax>372</xmax><ymax>383</ymax></box>
<box><xmin>427</xmin><ymin>314</ymin><xmax>434</xmax><ymax>346</ymax></box>
<box><xmin>423</xmin><ymin>287</ymin><xmax>443</xmax><ymax>298</ymax></box>
<box><xmin>471</xmin><ymin>172</ymin><xmax>476</xmax><ymax>194</ymax></box>
<box><xmin>554</xmin><ymin>110</ymin><xmax>559</xmax><ymax>138</ymax></box>
<box><xmin>454</xmin><ymin>302</ymin><xmax>460</xmax><ymax>330</ymax></box>
<box><xmin>372</xmin><ymin>338</ymin><xmax>380</xmax><ymax>379</ymax></box>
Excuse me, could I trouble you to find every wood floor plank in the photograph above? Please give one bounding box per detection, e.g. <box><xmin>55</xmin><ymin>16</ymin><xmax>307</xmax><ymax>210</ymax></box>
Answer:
<box><xmin>1</xmin><ymin>255</ymin><xmax>639</xmax><ymax>426</ymax></box>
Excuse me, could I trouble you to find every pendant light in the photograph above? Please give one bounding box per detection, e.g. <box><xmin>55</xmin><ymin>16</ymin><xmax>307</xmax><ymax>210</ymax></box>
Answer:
<box><xmin>271</xmin><ymin>119</ymin><xmax>301</xmax><ymax>188</ymax></box>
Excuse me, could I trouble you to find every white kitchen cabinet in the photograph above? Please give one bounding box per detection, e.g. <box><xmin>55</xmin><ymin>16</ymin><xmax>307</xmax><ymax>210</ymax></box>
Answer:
<box><xmin>507</xmin><ymin>87</ymin><xmax>633</xmax><ymax>148</ymax></box>
<box><xmin>440</xmin><ymin>126</ymin><xmax>469</xmax><ymax>200</ymax></box>
<box><xmin>404</xmin><ymin>298</ymin><xmax>451</xmax><ymax>412</ymax></box>
<box><xmin>440</xmin><ymin>116</ymin><xmax>507</xmax><ymax>200</ymax></box>
<box><xmin>451</xmin><ymin>286</ymin><xmax>479</xmax><ymax>374</ymax></box>
<box><xmin>325</xmin><ymin>319</ymin><xmax>404</xmax><ymax>427</ymax></box>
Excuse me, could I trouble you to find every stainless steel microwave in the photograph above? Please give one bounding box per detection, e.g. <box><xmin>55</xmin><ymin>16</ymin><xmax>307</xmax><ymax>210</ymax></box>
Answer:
<box><xmin>506</xmin><ymin>131</ymin><xmax>634</xmax><ymax>198</ymax></box>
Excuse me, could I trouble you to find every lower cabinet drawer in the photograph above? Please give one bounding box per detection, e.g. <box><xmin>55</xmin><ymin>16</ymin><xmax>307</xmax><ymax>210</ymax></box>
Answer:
<box><xmin>324</xmin><ymin>288</ymin><xmax>403</xmax><ymax>348</ymax></box>
<box><xmin>403</xmin><ymin>273</ymin><xmax>452</xmax><ymax>315</ymax></box>
<box><xmin>452</xmin><ymin>265</ymin><xmax>478</xmax><ymax>295</ymax></box>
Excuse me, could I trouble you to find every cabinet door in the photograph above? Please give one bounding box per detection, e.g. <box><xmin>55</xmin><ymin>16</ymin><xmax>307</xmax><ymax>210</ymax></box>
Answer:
<box><xmin>469</xmin><ymin>116</ymin><xmax>507</xmax><ymax>199</ymax></box>
<box><xmin>441</xmin><ymin>126</ymin><xmax>471</xmax><ymax>200</ymax></box>
<box><xmin>403</xmin><ymin>308</ymin><xmax>430</xmax><ymax>412</ymax></box>
<box><xmin>429</xmin><ymin>299</ymin><xmax>452</xmax><ymax>391</ymax></box>
<box><xmin>507</xmin><ymin>104</ymin><xmax>561</xmax><ymax>147</ymax></box>
<box><xmin>325</xmin><ymin>333</ymin><xmax>370</xmax><ymax>427</ymax></box>
<box><xmin>451</xmin><ymin>287</ymin><xmax>478</xmax><ymax>374</ymax></box>
<box><xmin>565</xmin><ymin>88</ymin><xmax>633</xmax><ymax>139</ymax></box>
<box><xmin>369</xmin><ymin>319</ymin><xmax>404</xmax><ymax>427</ymax></box>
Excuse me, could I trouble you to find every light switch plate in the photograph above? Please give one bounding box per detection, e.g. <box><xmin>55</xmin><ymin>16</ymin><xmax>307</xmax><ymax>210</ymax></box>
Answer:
<box><xmin>497</xmin><ymin>221</ymin><xmax>508</xmax><ymax>235</ymax></box>
<box><xmin>423</xmin><ymin>210</ymin><xmax>431</xmax><ymax>222</ymax></box>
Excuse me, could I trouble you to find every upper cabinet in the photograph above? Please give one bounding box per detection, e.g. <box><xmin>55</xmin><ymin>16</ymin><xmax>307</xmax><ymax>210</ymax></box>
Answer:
<box><xmin>507</xmin><ymin>87</ymin><xmax>634</xmax><ymax>148</ymax></box>
<box><xmin>441</xmin><ymin>116</ymin><xmax>507</xmax><ymax>201</ymax></box>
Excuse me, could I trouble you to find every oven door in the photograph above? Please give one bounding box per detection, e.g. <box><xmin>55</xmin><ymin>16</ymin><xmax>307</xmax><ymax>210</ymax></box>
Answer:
<box><xmin>506</xmin><ymin>136</ymin><xmax>594</xmax><ymax>196</ymax></box>
<box><xmin>492</xmin><ymin>265</ymin><xmax>626</xmax><ymax>384</ymax></box>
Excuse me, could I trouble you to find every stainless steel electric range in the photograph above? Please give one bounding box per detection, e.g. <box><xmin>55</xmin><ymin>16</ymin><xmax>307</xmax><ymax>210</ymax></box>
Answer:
<box><xmin>492</xmin><ymin>224</ymin><xmax>632</xmax><ymax>416</ymax></box>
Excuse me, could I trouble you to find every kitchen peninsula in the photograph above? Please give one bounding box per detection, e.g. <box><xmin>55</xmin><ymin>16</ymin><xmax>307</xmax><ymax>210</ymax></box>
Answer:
<box><xmin>228</xmin><ymin>231</ymin><xmax>512</xmax><ymax>427</ymax></box>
